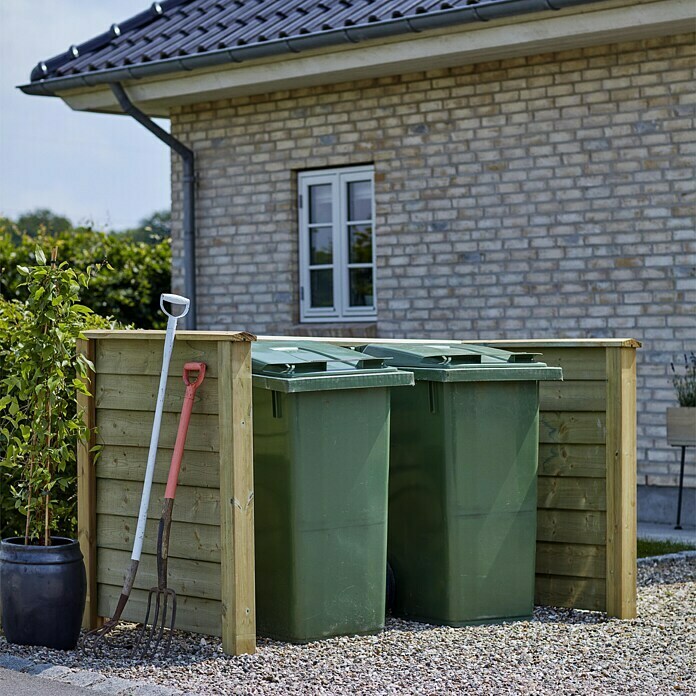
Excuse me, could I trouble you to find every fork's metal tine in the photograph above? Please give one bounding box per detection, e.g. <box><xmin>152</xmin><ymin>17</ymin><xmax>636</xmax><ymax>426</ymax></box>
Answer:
<box><xmin>143</xmin><ymin>590</ymin><xmax>163</xmax><ymax>656</ymax></box>
<box><xmin>164</xmin><ymin>591</ymin><xmax>177</xmax><ymax>656</ymax></box>
<box><xmin>155</xmin><ymin>590</ymin><xmax>170</xmax><ymax>651</ymax></box>
<box><xmin>134</xmin><ymin>588</ymin><xmax>156</xmax><ymax>655</ymax></box>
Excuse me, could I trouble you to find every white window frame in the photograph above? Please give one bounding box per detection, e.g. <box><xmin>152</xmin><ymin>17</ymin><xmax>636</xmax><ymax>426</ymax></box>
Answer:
<box><xmin>298</xmin><ymin>165</ymin><xmax>377</xmax><ymax>323</ymax></box>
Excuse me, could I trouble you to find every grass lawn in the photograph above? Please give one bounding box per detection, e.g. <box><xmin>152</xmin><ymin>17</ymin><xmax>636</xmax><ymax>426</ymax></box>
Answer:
<box><xmin>637</xmin><ymin>538</ymin><xmax>696</xmax><ymax>558</ymax></box>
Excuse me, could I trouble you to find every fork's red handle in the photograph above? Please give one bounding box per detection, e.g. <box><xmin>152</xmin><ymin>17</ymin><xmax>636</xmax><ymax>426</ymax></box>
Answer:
<box><xmin>164</xmin><ymin>362</ymin><xmax>206</xmax><ymax>499</ymax></box>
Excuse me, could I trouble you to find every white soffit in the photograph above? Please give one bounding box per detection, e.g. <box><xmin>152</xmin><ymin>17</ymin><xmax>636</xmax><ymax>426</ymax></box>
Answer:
<box><xmin>60</xmin><ymin>0</ymin><xmax>694</xmax><ymax>116</ymax></box>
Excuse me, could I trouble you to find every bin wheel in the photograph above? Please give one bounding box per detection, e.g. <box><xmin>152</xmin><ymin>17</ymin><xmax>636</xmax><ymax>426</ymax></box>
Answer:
<box><xmin>386</xmin><ymin>562</ymin><xmax>396</xmax><ymax>615</ymax></box>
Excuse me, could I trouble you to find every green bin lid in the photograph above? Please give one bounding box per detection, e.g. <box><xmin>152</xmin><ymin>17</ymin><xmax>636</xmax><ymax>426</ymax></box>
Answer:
<box><xmin>252</xmin><ymin>341</ymin><xmax>415</xmax><ymax>392</ymax></box>
<box><xmin>358</xmin><ymin>342</ymin><xmax>563</xmax><ymax>383</ymax></box>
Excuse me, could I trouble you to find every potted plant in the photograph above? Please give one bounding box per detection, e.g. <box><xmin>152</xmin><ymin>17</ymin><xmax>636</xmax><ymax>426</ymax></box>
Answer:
<box><xmin>0</xmin><ymin>248</ymin><xmax>102</xmax><ymax>649</ymax></box>
<box><xmin>667</xmin><ymin>352</ymin><xmax>696</xmax><ymax>447</ymax></box>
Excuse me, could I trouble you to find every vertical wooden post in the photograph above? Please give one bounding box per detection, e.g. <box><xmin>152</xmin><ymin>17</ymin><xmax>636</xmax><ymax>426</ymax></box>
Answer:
<box><xmin>605</xmin><ymin>346</ymin><xmax>637</xmax><ymax>618</ymax></box>
<box><xmin>218</xmin><ymin>340</ymin><xmax>256</xmax><ymax>654</ymax></box>
<box><xmin>76</xmin><ymin>337</ymin><xmax>98</xmax><ymax>630</ymax></box>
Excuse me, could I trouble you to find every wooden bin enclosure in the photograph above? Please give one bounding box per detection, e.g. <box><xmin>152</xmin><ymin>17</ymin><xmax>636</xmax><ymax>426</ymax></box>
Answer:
<box><xmin>260</xmin><ymin>336</ymin><xmax>640</xmax><ymax>619</ymax></box>
<box><xmin>77</xmin><ymin>330</ymin><xmax>256</xmax><ymax>655</ymax></box>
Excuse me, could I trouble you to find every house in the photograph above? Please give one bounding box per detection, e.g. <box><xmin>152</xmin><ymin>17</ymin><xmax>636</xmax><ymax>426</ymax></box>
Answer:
<box><xmin>21</xmin><ymin>0</ymin><xmax>695</xmax><ymax>524</ymax></box>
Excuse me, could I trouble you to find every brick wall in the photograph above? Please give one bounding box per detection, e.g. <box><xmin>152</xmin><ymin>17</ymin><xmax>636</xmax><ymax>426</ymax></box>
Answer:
<box><xmin>170</xmin><ymin>32</ymin><xmax>696</xmax><ymax>487</ymax></box>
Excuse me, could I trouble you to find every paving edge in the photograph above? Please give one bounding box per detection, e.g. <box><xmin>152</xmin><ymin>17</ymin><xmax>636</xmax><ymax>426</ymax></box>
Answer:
<box><xmin>0</xmin><ymin>654</ymin><xmax>186</xmax><ymax>695</ymax></box>
<box><xmin>637</xmin><ymin>550</ymin><xmax>696</xmax><ymax>566</ymax></box>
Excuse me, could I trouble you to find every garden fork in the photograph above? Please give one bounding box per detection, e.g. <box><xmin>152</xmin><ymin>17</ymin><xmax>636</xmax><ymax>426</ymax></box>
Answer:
<box><xmin>135</xmin><ymin>361</ymin><xmax>207</xmax><ymax>657</ymax></box>
<box><xmin>83</xmin><ymin>294</ymin><xmax>190</xmax><ymax>650</ymax></box>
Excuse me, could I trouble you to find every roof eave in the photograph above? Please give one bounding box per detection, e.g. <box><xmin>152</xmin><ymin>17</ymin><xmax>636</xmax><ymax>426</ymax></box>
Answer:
<box><xmin>19</xmin><ymin>0</ymin><xmax>603</xmax><ymax>98</ymax></box>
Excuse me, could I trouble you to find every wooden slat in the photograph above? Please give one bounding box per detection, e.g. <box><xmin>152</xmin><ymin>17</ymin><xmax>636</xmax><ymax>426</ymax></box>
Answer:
<box><xmin>539</xmin><ymin>412</ymin><xmax>606</xmax><ymax>445</ymax></box>
<box><xmin>96</xmin><ymin>374</ymin><xmax>219</xmax><ymax>415</ymax></box>
<box><xmin>76</xmin><ymin>338</ymin><xmax>98</xmax><ymax>630</ymax></box>
<box><xmin>537</xmin><ymin>476</ymin><xmax>606</xmax><ymax>511</ymax></box>
<box><xmin>539</xmin><ymin>381</ymin><xmax>606</xmax><ymax>412</ymax></box>
<box><xmin>98</xmin><ymin>584</ymin><xmax>221</xmax><ymax>636</ymax></box>
<box><xmin>605</xmin><ymin>347</ymin><xmax>637</xmax><ymax>619</ymax></box>
<box><xmin>97</xmin><ymin>514</ymin><xmax>221</xmax><ymax>563</ymax></box>
<box><xmin>95</xmin><ymin>339</ymin><xmax>221</xmax><ymax>378</ymax></box>
<box><xmin>97</xmin><ymin>548</ymin><xmax>221</xmax><ymax>601</ymax></box>
<box><xmin>97</xmin><ymin>446</ymin><xmax>220</xmax><ymax>489</ymax></box>
<box><xmin>536</xmin><ymin>542</ymin><xmax>606</xmax><ymax>579</ymax></box>
<box><xmin>96</xmin><ymin>479</ymin><xmax>220</xmax><ymax>526</ymax></box>
<box><xmin>534</xmin><ymin>575</ymin><xmax>606</xmax><ymax>612</ymax></box>
<box><xmin>522</xmin><ymin>348</ymin><xmax>607</xmax><ymax>381</ymax></box>
<box><xmin>259</xmin><ymin>336</ymin><xmax>641</xmax><ymax>349</ymax></box>
<box><xmin>96</xmin><ymin>409</ymin><xmax>219</xmax><ymax>452</ymax></box>
<box><xmin>219</xmin><ymin>341</ymin><xmax>256</xmax><ymax>655</ymax></box>
<box><xmin>538</xmin><ymin>444</ymin><xmax>606</xmax><ymax>478</ymax></box>
<box><xmin>85</xmin><ymin>330</ymin><xmax>255</xmax><ymax>342</ymax></box>
<box><xmin>537</xmin><ymin>510</ymin><xmax>606</xmax><ymax>546</ymax></box>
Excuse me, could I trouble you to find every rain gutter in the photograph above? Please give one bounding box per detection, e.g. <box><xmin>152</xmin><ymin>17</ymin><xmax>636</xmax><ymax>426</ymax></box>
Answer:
<box><xmin>19</xmin><ymin>0</ymin><xmax>604</xmax><ymax>97</ymax></box>
<box><xmin>110</xmin><ymin>83</ymin><xmax>197</xmax><ymax>330</ymax></box>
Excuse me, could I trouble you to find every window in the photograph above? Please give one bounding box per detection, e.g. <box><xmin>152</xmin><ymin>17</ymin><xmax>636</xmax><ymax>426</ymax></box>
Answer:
<box><xmin>299</xmin><ymin>166</ymin><xmax>376</xmax><ymax>322</ymax></box>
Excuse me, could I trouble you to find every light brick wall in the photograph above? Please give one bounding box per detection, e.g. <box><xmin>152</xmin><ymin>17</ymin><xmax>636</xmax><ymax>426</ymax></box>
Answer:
<box><xmin>170</xmin><ymin>32</ymin><xmax>696</xmax><ymax>487</ymax></box>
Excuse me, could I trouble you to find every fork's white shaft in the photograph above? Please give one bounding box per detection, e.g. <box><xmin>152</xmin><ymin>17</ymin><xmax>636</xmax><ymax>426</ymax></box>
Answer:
<box><xmin>131</xmin><ymin>312</ymin><xmax>179</xmax><ymax>562</ymax></box>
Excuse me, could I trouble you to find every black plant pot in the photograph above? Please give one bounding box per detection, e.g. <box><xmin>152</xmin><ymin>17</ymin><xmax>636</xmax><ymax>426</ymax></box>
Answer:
<box><xmin>0</xmin><ymin>537</ymin><xmax>86</xmax><ymax>650</ymax></box>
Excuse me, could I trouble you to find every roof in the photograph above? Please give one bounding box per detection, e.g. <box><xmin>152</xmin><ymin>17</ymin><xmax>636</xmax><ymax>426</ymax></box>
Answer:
<box><xmin>23</xmin><ymin>0</ymin><xmax>605</xmax><ymax>95</ymax></box>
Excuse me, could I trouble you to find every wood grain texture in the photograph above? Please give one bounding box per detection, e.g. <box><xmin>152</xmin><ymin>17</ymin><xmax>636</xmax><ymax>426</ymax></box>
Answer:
<box><xmin>97</xmin><ymin>514</ymin><xmax>221</xmax><ymax>563</ymax></box>
<box><xmin>534</xmin><ymin>575</ymin><xmax>606</xmax><ymax>612</ymax></box>
<box><xmin>536</xmin><ymin>542</ymin><xmax>606</xmax><ymax>579</ymax></box>
<box><xmin>96</xmin><ymin>409</ymin><xmax>219</xmax><ymax>451</ymax></box>
<box><xmin>537</xmin><ymin>510</ymin><xmax>606</xmax><ymax>546</ymax></box>
<box><xmin>76</xmin><ymin>338</ymin><xmax>98</xmax><ymax>630</ymax></box>
<box><xmin>539</xmin><ymin>412</ymin><xmax>606</xmax><ymax>445</ymax></box>
<box><xmin>97</xmin><ymin>446</ymin><xmax>220</xmax><ymax>489</ymax></box>
<box><xmin>96</xmin><ymin>374</ymin><xmax>219</xmax><ymax>415</ymax></box>
<box><xmin>96</xmin><ymin>479</ymin><xmax>220</xmax><ymax>526</ymax></box>
<box><xmin>97</xmin><ymin>547</ymin><xmax>221</xmax><ymax>601</ymax></box>
<box><xmin>219</xmin><ymin>341</ymin><xmax>256</xmax><ymax>655</ymax></box>
<box><xmin>96</xmin><ymin>339</ymin><xmax>221</xmax><ymax>378</ymax></box>
<box><xmin>538</xmin><ymin>444</ymin><xmax>607</xmax><ymax>478</ymax></box>
<box><xmin>97</xmin><ymin>584</ymin><xmax>221</xmax><ymax>636</ymax></box>
<box><xmin>539</xmin><ymin>381</ymin><xmax>606</xmax><ymax>412</ymax></box>
<box><xmin>605</xmin><ymin>347</ymin><xmax>638</xmax><ymax>619</ymax></box>
<box><xmin>537</xmin><ymin>476</ymin><xmax>606</xmax><ymax>511</ymax></box>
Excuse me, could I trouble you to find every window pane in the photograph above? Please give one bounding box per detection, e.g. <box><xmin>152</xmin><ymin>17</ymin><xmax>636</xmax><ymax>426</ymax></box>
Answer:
<box><xmin>348</xmin><ymin>224</ymin><xmax>372</xmax><ymax>264</ymax></box>
<box><xmin>310</xmin><ymin>226</ymin><xmax>332</xmax><ymax>265</ymax></box>
<box><xmin>347</xmin><ymin>180</ymin><xmax>371</xmax><ymax>221</ymax></box>
<box><xmin>349</xmin><ymin>268</ymin><xmax>374</xmax><ymax>307</ymax></box>
<box><xmin>310</xmin><ymin>269</ymin><xmax>333</xmax><ymax>308</ymax></box>
<box><xmin>309</xmin><ymin>184</ymin><xmax>332</xmax><ymax>224</ymax></box>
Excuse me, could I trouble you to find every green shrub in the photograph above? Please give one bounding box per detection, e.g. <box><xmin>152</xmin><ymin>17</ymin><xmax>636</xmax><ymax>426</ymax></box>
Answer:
<box><xmin>0</xmin><ymin>224</ymin><xmax>171</xmax><ymax>329</ymax></box>
<box><xmin>0</xmin><ymin>251</ymin><xmax>114</xmax><ymax>541</ymax></box>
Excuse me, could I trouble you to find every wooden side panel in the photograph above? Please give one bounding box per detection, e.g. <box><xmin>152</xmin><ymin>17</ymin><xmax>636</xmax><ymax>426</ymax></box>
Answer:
<box><xmin>91</xmin><ymin>338</ymin><xmax>228</xmax><ymax>639</ymax></box>
<box><xmin>76</xmin><ymin>338</ymin><xmax>98</xmax><ymax>630</ymax></box>
<box><xmin>508</xmin><ymin>344</ymin><xmax>610</xmax><ymax>612</ymax></box>
<box><xmin>218</xmin><ymin>341</ymin><xmax>256</xmax><ymax>655</ymax></box>
<box><xmin>605</xmin><ymin>347</ymin><xmax>638</xmax><ymax>619</ymax></box>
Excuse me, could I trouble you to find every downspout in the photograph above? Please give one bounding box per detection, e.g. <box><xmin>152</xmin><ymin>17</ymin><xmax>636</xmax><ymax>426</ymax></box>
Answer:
<box><xmin>110</xmin><ymin>82</ymin><xmax>197</xmax><ymax>330</ymax></box>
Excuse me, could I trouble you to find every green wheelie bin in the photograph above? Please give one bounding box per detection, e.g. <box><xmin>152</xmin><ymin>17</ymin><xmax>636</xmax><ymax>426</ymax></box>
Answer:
<box><xmin>358</xmin><ymin>342</ymin><xmax>562</xmax><ymax>626</ymax></box>
<box><xmin>252</xmin><ymin>341</ymin><xmax>414</xmax><ymax>643</ymax></box>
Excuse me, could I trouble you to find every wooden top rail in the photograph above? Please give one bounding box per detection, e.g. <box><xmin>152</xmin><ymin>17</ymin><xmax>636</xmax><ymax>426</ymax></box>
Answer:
<box><xmin>83</xmin><ymin>330</ymin><xmax>256</xmax><ymax>342</ymax></box>
<box><xmin>258</xmin><ymin>336</ymin><xmax>641</xmax><ymax>348</ymax></box>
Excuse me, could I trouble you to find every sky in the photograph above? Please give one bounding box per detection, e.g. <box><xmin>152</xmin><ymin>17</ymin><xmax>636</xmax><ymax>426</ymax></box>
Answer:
<box><xmin>0</xmin><ymin>1</ymin><xmax>171</xmax><ymax>231</ymax></box>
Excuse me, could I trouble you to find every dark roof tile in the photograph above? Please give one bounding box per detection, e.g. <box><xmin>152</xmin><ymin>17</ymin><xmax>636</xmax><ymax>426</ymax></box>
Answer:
<box><xmin>27</xmin><ymin>0</ymin><xmax>603</xmax><ymax>88</ymax></box>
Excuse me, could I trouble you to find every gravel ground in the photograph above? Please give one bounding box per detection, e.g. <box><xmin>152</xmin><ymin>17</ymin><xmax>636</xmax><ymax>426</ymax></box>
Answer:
<box><xmin>2</xmin><ymin>555</ymin><xmax>694</xmax><ymax>695</ymax></box>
